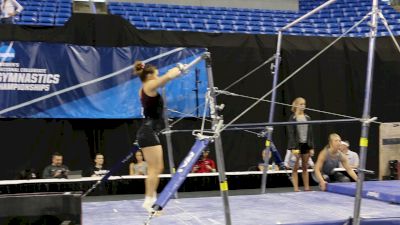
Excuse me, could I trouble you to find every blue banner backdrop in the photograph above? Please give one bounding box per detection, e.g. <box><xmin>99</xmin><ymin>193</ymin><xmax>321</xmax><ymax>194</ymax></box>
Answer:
<box><xmin>0</xmin><ymin>41</ymin><xmax>208</xmax><ymax>118</ymax></box>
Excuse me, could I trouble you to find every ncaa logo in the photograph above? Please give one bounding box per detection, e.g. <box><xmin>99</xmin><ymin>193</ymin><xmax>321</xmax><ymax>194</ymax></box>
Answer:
<box><xmin>0</xmin><ymin>43</ymin><xmax>16</xmax><ymax>62</ymax></box>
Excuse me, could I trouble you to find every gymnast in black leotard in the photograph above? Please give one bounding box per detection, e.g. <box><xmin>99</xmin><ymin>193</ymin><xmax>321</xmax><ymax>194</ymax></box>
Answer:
<box><xmin>133</xmin><ymin>61</ymin><xmax>182</xmax><ymax>213</ymax></box>
<box><xmin>137</xmin><ymin>86</ymin><xmax>164</xmax><ymax>148</ymax></box>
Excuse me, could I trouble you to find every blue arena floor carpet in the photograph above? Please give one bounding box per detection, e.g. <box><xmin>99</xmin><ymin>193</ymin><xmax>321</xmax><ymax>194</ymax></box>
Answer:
<box><xmin>83</xmin><ymin>191</ymin><xmax>400</xmax><ymax>225</ymax></box>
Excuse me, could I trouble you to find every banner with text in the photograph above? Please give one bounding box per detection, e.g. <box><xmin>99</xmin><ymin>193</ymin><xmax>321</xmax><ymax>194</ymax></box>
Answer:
<box><xmin>0</xmin><ymin>41</ymin><xmax>208</xmax><ymax>118</ymax></box>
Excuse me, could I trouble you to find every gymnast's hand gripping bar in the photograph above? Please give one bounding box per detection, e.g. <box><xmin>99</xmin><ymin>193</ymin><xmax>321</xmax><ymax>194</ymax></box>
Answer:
<box><xmin>176</xmin><ymin>52</ymin><xmax>210</xmax><ymax>74</ymax></box>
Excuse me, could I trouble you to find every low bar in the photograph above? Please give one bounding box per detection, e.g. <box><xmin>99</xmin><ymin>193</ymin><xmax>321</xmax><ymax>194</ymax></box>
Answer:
<box><xmin>229</xmin><ymin>118</ymin><xmax>361</xmax><ymax>128</ymax></box>
<box><xmin>161</xmin><ymin>118</ymin><xmax>362</xmax><ymax>134</ymax></box>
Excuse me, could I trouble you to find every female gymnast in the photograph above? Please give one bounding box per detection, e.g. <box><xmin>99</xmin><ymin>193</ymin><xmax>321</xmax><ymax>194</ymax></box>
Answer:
<box><xmin>133</xmin><ymin>61</ymin><xmax>182</xmax><ymax>212</ymax></box>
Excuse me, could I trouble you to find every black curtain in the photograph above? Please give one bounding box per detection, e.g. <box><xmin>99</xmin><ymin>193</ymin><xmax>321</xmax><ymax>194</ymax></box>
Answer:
<box><xmin>0</xmin><ymin>14</ymin><xmax>399</xmax><ymax>179</ymax></box>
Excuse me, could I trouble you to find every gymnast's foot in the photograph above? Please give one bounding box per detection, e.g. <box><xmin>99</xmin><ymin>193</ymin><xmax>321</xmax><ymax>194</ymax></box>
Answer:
<box><xmin>142</xmin><ymin>196</ymin><xmax>156</xmax><ymax>213</ymax></box>
<box><xmin>150</xmin><ymin>210</ymin><xmax>163</xmax><ymax>217</ymax></box>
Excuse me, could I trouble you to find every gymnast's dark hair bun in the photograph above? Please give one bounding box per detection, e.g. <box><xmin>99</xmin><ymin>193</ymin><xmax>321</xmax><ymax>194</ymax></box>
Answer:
<box><xmin>133</xmin><ymin>61</ymin><xmax>145</xmax><ymax>75</ymax></box>
<box><xmin>133</xmin><ymin>61</ymin><xmax>156</xmax><ymax>82</ymax></box>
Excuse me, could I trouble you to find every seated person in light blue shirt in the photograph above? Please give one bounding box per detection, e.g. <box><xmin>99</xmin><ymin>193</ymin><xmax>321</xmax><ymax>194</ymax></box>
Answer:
<box><xmin>339</xmin><ymin>140</ymin><xmax>359</xmax><ymax>169</ymax></box>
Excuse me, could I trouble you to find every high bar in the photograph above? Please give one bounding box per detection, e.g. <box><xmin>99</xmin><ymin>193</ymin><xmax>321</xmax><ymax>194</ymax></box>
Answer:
<box><xmin>281</xmin><ymin>0</ymin><xmax>338</xmax><ymax>31</ymax></box>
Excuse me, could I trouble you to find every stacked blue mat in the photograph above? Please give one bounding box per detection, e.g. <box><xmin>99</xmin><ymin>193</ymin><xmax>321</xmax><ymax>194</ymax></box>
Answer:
<box><xmin>327</xmin><ymin>180</ymin><xmax>400</xmax><ymax>204</ymax></box>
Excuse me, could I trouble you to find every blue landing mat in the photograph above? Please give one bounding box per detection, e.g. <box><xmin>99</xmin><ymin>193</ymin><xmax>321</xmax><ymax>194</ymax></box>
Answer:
<box><xmin>83</xmin><ymin>191</ymin><xmax>400</xmax><ymax>225</ymax></box>
<box><xmin>327</xmin><ymin>180</ymin><xmax>400</xmax><ymax>204</ymax></box>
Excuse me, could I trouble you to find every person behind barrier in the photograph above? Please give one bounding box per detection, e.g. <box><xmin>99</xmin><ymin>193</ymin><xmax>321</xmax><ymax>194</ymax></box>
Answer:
<box><xmin>84</xmin><ymin>153</ymin><xmax>108</xmax><ymax>177</ymax></box>
<box><xmin>287</xmin><ymin>97</ymin><xmax>314</xmax><ymax>191</ymax></box>
<box><xmin>133</xmin><ymin>61</ymin><xmax>182</xmax><ymax>213</ymax></box>
<box><xmin>16</xmin><ymin>168</ymin><xmax>38</xmax><ymax>179</ymax></box>
<box><xmin>192</xmin><ymin>148</ymin><xmax>216</xmax><ymax>173</ymax></box>
<box><xmin>129</xmin><ymin>150</ymin><xmax>148</xmax><ymax>175</ymax></box>
<box><xmin>258</xmin><ymin>147</ymin><xmax>280</xmax><ymax>171</ymax></box>
<box><xmin>314</xmin><ymin>133</ymin><xmax>358</xmax><ymax>191</ymax></box>
<box><xmin>284</xmin><ymin>149</ymin><xmax>315</xmax><ymax>169</ymax></box>
<box><xmin>0</xmin><ymin>0</ymin><xmax>23</xmax><ymax>24</ymax></box>
<box><xmin>42</xmin><ymin>152</ymin><xmax>69</xmax><ymax>179</ymax></box>
<box><xmin>339</xmin><ymin>140</ymin><xmax>359</xmax><ymax>169</ymax></box>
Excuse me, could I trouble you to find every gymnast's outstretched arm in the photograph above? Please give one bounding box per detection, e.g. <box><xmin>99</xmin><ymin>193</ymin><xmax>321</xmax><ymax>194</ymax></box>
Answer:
<box><xmin>145</xmin><ymin>67</ymin><xmax>182</xmax><ymax>92</ymax></box>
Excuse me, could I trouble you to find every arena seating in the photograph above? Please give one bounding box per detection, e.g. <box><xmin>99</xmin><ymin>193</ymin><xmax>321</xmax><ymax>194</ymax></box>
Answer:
<box><xmin>15</xmin><ymin>0</ymin><xmax>72</xmax><ymax>26</ymax></box>
<box><xmin>9</xmin><ymin>0</ymin><xmax>400</xmax><ymax>36</ymax></box>
<box><xmin>107</xmin><ymin>0</ymin><xmax>400</xmax><ymax>36</ymax></box>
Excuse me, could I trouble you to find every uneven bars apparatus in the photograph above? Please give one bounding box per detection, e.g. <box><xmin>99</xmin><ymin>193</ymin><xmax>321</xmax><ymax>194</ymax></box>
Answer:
<box><xmin>261</xmin><ymin>0</ymin><xmax>339</xmax><ymax>194</ymax></box>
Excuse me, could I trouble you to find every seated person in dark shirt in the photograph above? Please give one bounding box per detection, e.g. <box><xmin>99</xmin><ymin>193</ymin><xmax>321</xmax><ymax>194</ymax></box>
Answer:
<box><xmin>42</xmin><ymin>152</ymin><xmax>69</xmax><ymax>179</ymax></box>
<box><xmin>16</xmin><ymin>168</ymin><xmax>38</xmax><ymax>179</ymax></box>
<box><xmin>85</xmin><ymin>153</ymin><xmax>109</xmax><ymax>177</ymax></box>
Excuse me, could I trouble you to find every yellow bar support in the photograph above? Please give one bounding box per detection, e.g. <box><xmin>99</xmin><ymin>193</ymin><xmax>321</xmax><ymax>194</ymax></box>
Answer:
<box><xmin>220</xmin><ymin>181</ymin><xmax>229</xmax><ymax>191</ymax></box>
<box><xmin>360</xmin><ymin>138</ymin><xmax>369</xmax><ymax>147</ymax></box>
